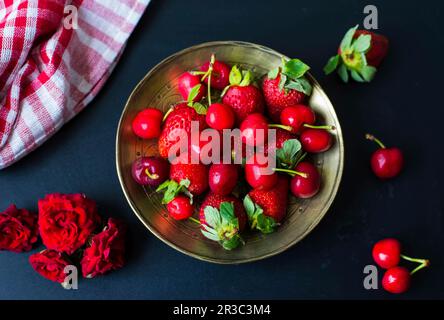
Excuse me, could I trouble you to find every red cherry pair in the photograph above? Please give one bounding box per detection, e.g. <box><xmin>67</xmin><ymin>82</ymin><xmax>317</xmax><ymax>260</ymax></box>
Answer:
<box><xmin>178</xmin><ymin>56</ymin><xmax>231</xmax><ymax>104</ymax></box>
<box><xmin>280</xmin><ymin>105</ymin><xmax>335</xmax><ymax>153</ymax></box>
<box><xmin>372</xmin><ymin>238</ymin><xmax>430</xmax><ymax>294</ymax></box>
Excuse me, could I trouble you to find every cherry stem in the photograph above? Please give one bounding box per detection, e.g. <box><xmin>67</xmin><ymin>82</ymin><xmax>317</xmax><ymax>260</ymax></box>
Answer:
<box><xmin>303</xmin><ymin>124</ymin><xmax>336</xmax><ymax>130</ymax></box>
<box><xmin>188</xmin><ymin>216</ymin><xmax>201</xmax><ymax>225</ymax></box>
<box><xmin>202</xmin><ymin>54</ymin><xmax>215</xmax><ymax>106</ymax></box>
<box><xmin>268</xmin><ymin>124</ymin><xmax>293</xmax><ymax>132</ymax></box>
<box><xmin>162</xmin><ymin>107</ymin><xmax>173</xmax><ymax>122</ymax></box>
<box><xmin>400</xmin><ymin>254</ymin><xmax>430</xmax><ymax>275</ymax></box>
<box><xmin>365</xmin><ymin>133</ymin><xmax>386</xmax><ymax>149</ymax></box>
<box><xmin>144</xmin><ymin>169</ymin><xmax>159</xmax><ymax>180</ymax></box>
<box><xmin>190</xmin><ymin>71</ymin><xmax>207</xmax><ymax>76</ymax></box>
<box><xmin>273</xmin><ymin>168</ymin><xmax>308</xmax><ymax>178</ymax></box>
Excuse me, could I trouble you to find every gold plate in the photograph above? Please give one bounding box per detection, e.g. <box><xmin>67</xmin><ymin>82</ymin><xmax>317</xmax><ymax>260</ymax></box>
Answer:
<box><xmin>116</xmin><ymin>41</ymin><xmax>344</xmax><ymax>264</ymax></box>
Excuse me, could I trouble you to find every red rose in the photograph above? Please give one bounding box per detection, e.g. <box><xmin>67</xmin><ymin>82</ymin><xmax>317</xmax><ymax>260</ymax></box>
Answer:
<box><xmin>29</xmin><ymin>249</ymin><xmax>71</xmax><ymax>283</ymax></box>
<box><xmin>81</xmin><ymin>218</ymin><xmax>126</xmax><ymax>278</ymax></box>
<box><xmin>38</xmin><ymin>193</ymin><xmax>100</xmax><ymax>254</ymax></box>
<box><xmin>0</xmin><ymin>205</ymin><xmax>38</xmax><ymax>252</ymax></box>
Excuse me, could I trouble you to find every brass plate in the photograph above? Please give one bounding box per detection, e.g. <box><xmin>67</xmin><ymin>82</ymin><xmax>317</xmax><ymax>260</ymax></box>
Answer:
<box><xmin>116</xmin><ymin>41</ymin><xmax>344</xmax><ymax>264</ymax></box>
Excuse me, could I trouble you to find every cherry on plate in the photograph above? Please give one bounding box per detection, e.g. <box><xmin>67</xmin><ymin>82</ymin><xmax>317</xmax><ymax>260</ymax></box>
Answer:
<box><xmin>209</xmin><ymin>164</ymin><xmax>239</xmax><ymax>195</ymax></box>
<box><xmin>289</xmin><ymin>162</ymin><xmax>321</xmax><ymax>198</ymax></box>
<box><xmin>200</xmin><ymin>60</ymin><xmax>230</xmax><ymax>90</ymax></box>
<box><xmin>206</xmin><ymin>103</ymin><xmax>235</xmax><ymax>130</ymax></box>
<box><xmin>167</xmin><ymin>196</ymin><xmax>194</xmax><ymax>220</ymax></box>
<box><xmin>131</xmin><ymin>156</ymin><xmax>169</xmax><ymax>186</ymax></box>
<box><xmin>280</xmin><ymin>105</ymin><xmax>315</xmax><ymax>134</ymax></box>
<box><xmin>132</xmin><ymin>108</ymin><xmax>163</xmax><ymax>139</ymax></box>
<box><xmin>178</xmin><ymin>72</ymin><xmax>206</xmax><ymax>102</ymax></box>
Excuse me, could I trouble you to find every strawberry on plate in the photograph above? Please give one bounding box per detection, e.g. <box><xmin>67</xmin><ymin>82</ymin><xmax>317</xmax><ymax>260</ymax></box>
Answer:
<box><xmin>199</xmin><ymin>193</ymin><xmax>247</xmax><ymax>250</ymax></box>
<box><xmin>158</xmin><ymin>103</ymin><xmax>207</xmax><ymax>159</ymax></box>
<box><xmin>262</xmin><ymin>58</ymin><xmax>313</xmax><ymax>122</ymax></box>
<box><xmin>222</xmin><ymin>65</ymin><xmax>264</xmax><ymax>124</ymax></box>
<box><xmin>244</xmin><ymin>175</ymin><xmax>289</xmax><ymax>234</ymax></box>
<box><xmin>324</xmin><ymin>25</ymin><xmax>389</xmax><ymax>82</ymax></box>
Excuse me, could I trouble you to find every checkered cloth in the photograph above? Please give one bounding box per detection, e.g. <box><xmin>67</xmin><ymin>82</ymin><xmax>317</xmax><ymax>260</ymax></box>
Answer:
<box><xmin>0</xmin><ymin>0</ymin><xmax>149</xmax><ymax>169</ymax></box>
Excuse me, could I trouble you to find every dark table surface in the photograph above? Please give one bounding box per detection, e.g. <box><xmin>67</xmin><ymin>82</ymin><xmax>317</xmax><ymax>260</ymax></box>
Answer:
<box><xmin>1</xmin><ymin>0</ymin><xmax>443</xmax><ymax>300</ymax></box>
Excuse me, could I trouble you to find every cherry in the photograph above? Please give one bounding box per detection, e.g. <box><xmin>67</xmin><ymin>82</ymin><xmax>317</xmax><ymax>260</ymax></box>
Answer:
<box><xmin>131</xmin><ymin>156</ymin><xmax>169</xmax><ymax>186</ymax></box>
<box><xmin>366</xmin><ymin>134</ymin><xmax>404</xmax><ymax>179</ymax></box>
<box><xmin>240</xmin><ymin>113</ymin><xmax>269</xmax><ymax>147</ymax></box>
<box><xmin>300</xmin><ymin>125</ymin><xmax>335</xmax><ymax>153</ymax></box>
<box><xmin>206</xmin><ymin>103</ymin><xmax>235</xmax><ymax>130</ymax></box>
<box><xmin>132</xmin><ymin>108</ymin><xmax>163</xmax><ymax>139</ymax></box>
<box><xmin>166</xmin><ymin>195</ymin><xmax>194</xmax><ymax>220</ymax></box>
<box><xmin>178</xmin><ymin>72</ymin><xmax>206</xmax><ymax>102</ymax></box>
<box><xmin>288</xmin><ymin>162</ymin><xmax>321</xmax><ymax>198</ymax></box>
<box><xmin>382</xmin><ymin>266</ymin><xmax>411</xmax><ymax>294</ymax></box>
<box><xmin>280</xmin><ymin>105</ymin><xmax>316</xmax><ymax>133</ymax></box>
<box><xmin>209</xmin><ymin>164</ymin><xmax>239</xmax><ymax>195</ymax></box>
<box><xmin>372</xmin><ymin>238</ymin><xmax>402</xmax><ymax>269</ymax></box>
<box><xmin>200</xmin><ymin>59</ymin><xmax>230</xmax><ymax>90</ymax></box>
<box><xmin>240</xmin><ymin>113</ymin><xmax>293</xmax><ymax>147</ymax></box>
<box><xmin>245</xmin><ymin>155</ymin><xmax>278</xmax><ymax>190</ymax></box>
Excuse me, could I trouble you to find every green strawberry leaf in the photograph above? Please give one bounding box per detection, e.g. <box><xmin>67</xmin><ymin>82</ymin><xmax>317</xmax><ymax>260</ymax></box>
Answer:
<box><xmin>350</xmin><ymin>70</ymin><xmax>364</xmax><ymax>82</ymax></box>
<box><xmin>324</xmin><ymin>55</ymin><xmax>340</xmax><ymax>75</ymax></box>
<box><xmin>243</xmin><ymin>195</ymin><xmax>278</xmax><ymax>234</ymax></box>
<box><xmin>360</xmin><ymin>65</ymin><xmax>377</xmax><ymax>82</ymax></box>
<box><xmin>201</xmin><ymin>227</ymin><xmax>220</xmax><ymax>241</ymax></box>
<box><xmin>282</xmin><ymin>59</ymin><xmax>310</xmax><ymax>80</ymax></box>
<box><xmin>276</xmin><ymin>139</ymin><xmax>302</xmax><ymax>169</ymax></box>
<box><xmin>229</xmin><ymin>65</ymin><xmax>242</xmax><ymax>85</ymax></box>
<box><xmin>239</xmin><ymin>70</ymin><xmax>252</xmax><ymax>86</ymax></box>
<box><xmin>187</xmin><ymin>84</ymin><xmax>202</xmax><ymax>105</ymax></box>
<box><xmin>340</xmin><ymin>25</ymin><xmax>358</xmax><ymax>51</ymax></box>
<box><xmin>221</xmin><ymin>235</ymin><xmax>243</xmax><ymax>250</ymax></box>
<box><xmin>204</xmin><ymin>206</ymin><xmax>221</xmax><ymax>229</ymax></box>
<box><xmin>256</xmin><ymin>214</ymin><xmax>278</xmax><ymax>234</ymax></box>
<box><xmin>219</xmin><ymin>202</ymin><xmax>235</xmax><ymax>222</ymax></box>
<box><xmin>191</xmin><ymin>102</ymin><xmax>207</xmax><ymax>115</ymax></box>
<box><xmin>267</xmin><ymin>67</ymin><xmax>280</xmax><ymax>79</ymax></box>
<box><xmin>285</xmin><ymin>77</ymin><xmax>312</xmax><ymax>96</ymax></box>
<box><xmin>338</xmin><ymin>64</ymin><xmax>349</xmax><ymax>83</ymax></box>
<box><xmin>243</xmin><ymin>195</ymin><xmax>255</xmax><ymax>218</ymax></box>
<box><xmin>156</xmin><ymin>179</ymin><xmax>191</xmax><ymax>204</ymax></box>
<box><xmin>201</xmin><ymin>202</ymin><xmax>243</xmax><ymax>251</ymax></box>
<box><xmin>352</xmin><ymin>34</ymin><xmax>371</xmax><ymax>53</ymax></box>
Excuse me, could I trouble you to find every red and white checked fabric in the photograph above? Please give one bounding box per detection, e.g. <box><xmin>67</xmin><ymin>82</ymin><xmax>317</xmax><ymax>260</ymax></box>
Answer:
<box><xmin>0</xmin><ymin>0</ymin><xmax>149</xmax><ymax>169</ymax></box>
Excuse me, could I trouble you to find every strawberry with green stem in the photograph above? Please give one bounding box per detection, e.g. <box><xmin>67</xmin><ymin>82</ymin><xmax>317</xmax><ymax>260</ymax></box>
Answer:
<box><xmin>262</xmin><ymin>58</ymin><xmax>313</xmax><ymax>122</ymax></box>
<box><xmin>324</xmin><ymin>25</ymin><xmax>389</xmax><ymax>83</ymax></box>
<box><xmin>199</xmin><ymin>193</ymin><xmax>247</xmax><ymax>250</ymax></box>
<box><xmin>244</xmin><ymin>175</ymin><xmax>289</xmax><ymax>234</ymax></box>
<box><xmin>222</xmin><ymin>65</ymin><xmax>265</xmax><ymax>124</ymax></box>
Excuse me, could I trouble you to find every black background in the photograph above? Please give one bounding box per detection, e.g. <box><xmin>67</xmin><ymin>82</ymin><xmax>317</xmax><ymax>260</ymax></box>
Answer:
<box><xmin>0</xmin><ymin>0</ymin><xmax>443</xmax><ymax>299</ymax></box>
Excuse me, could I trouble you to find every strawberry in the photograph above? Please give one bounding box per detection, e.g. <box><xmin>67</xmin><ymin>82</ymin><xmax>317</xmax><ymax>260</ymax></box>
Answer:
<box><xmin>199</xmin><ymin>193</ymin><xmax>247</xmax><ymax>250</ymax></box>
<box><xmin>199</xmin><ymin>193</ymin><xmax>247</xmax><ymax>231</ymax></box>
<box><xmin>222</xmin><ymin>65</ymin><xmax>264</xmax><ymax>124</ymax></box>
<box><xmin>244</xmin><ymin>175</ymin><xmax>289</xmax><ymax>233</ymax></box>
<box><xmin>324</xmin><ymin>25</ymin><xmax>389</xmax><ymax>83</ymax></box>
<box><xmin>262</xmin><ymin>59</ymin><xmax>312</xmax><ymax>122</ymax></box>
<box><xmin>158</xmin><ymin>103</ymin><xmax>207</xmax><ymax>159</ymax></box>
<box><xmin>169</xmin><ymin>162</ymin><xmax>209</xmax><ymax>196</ymax></box>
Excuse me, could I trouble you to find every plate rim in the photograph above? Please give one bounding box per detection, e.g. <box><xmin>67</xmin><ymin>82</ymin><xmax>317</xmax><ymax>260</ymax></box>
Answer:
<box><xmin>116</xmin><ymin>40</ymin><xmax>345</xmax><ymax>264</ymax></box>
